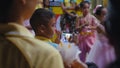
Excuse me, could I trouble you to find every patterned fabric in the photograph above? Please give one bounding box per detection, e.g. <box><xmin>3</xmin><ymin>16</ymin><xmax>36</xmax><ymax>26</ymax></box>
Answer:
<box><xmin>86</xmin><ymin>33</ymin><xmax>116</xmax><ymax>68</ymax></box>
<box><xmin>76</xmin><ymin>14</ymin><xmax>99</xmax><ymax>62</ymax></box>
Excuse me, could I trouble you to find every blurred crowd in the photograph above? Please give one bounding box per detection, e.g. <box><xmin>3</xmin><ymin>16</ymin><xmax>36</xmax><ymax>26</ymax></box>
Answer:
<box><xmin>0</xmin><ymin>0</ymin><xmax>120</xmax><ymax>68</ymax></box>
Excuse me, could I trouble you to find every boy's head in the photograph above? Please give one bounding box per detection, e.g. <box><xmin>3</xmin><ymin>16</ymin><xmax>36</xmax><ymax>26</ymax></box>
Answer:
<box><xmin>30</xmin><ymin>8</ymin><xmax>56</xmax><ymax>39</ymax></box>
<box><xmin>0</xmin><ymin>0</ymin><xmax>37</xmax><ymax>23</ymax></box>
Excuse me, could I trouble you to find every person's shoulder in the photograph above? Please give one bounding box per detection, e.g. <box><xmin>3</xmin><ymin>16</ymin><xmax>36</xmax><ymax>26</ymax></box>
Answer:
<box><xmin>89</xmin><ymin>14</ymin><xmax>99</xmax><ymax>22</ymax></box>
<box><xmin>89</xmin><ymin>14</ymin><xmax>95</xmax><ymax>18</ymax></box>
<box><xmin>10</xmin><ymin>36</ymin><xmax>60</xmax><ymax>56</ymax></box>
<box><xmin>6</xmin><ymin>35</ymin><xmax>63</xmax><ymax>68</ymax></box>
<box><xmin>32</xmin><ymin>39</ymin><xmax>64</xmax><ymax>68</ymax></box>
<box><xmin>30</xmin><ymin>38</ymin><xmax>59</xmax><ymax>54</ymax></box>
<box><xmin>90</xmin><ymin>14</ymin><xmax>97</xmax><ymax>19</ymax></box>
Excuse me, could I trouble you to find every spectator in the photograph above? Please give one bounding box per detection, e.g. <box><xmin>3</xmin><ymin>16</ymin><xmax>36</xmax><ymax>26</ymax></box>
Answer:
<box><xmin>30</xmin><ymin>8</ymin><xmax>58</xmax><ymax>48</ymax></box>
<box><xmin>105</xmin><ymin>0</ymin><xmax>120</xmax><ymax>68</ymax></box>
<box><xmin>86</xmin><ymin>5</ymin><xmax>115</xmax><ymax>68</ymax></box>
<box><xmin>0</xmin><ymin>0</ymin><xmax>64</xmax><ymax>68</ymax></box>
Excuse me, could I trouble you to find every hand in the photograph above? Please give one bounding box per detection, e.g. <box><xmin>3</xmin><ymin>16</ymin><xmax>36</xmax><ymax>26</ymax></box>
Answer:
<box><xmin>54</xmin><ymin>30</ymin><xmax>61</xmax><ymax>44</ymax></box>
<box><xmin>71</xmin><ymin>60</ymin><xmax>87</xmax><ymax>68</ymax></box>
<box><xmin>72</xmin><ymin>34</ymin><xmax>79</xmax><ymax>45</ymax></box>
<box><xmin>84</xmin><ymin>23</ymin><xmax>89</xmax><ymax>27</ymax></box>
<box><xmin>64</xmin><ymin>62</ymin><xmax>70</xmax><ymax>68</ymax></box>
<box><xmin>75</xmin><ymin>28</ymin><xmax>82</xmax><ymax>33</ymax></box>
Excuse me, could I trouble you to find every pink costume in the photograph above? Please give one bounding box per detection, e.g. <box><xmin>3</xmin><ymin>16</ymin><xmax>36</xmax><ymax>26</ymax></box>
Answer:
<box><xmin>86</xmin><ymin>23</ymin><xmax>116</xmax><ymax>68</ymax></box>
<box><xmin>86</xmin><ymin>33</ymin><xmax>116</xmax><ymax>68</ymax></box>
<box><xmin>76</xmin><ymin>13</ymin><xmax>99</xmax><ymax>62</ymax></box>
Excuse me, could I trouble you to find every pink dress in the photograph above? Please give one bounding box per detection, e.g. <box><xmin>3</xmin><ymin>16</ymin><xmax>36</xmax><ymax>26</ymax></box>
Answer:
<box><xmin>86</xmin><ymin>23</ymin><xmax>116</xmax><ymax>68</ymax></box>
<box><xmin>86</xmin><ymin>33</ymin><xmax>116</xmax><ymax>68</ymax></box>
<box><xmin>77</xmin><ymin>14</ymin><xmax>99</xmax><ymax>62</ymax></box>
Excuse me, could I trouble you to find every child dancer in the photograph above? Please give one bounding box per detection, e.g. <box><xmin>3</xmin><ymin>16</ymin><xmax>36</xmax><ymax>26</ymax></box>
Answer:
<box><xmin>76</xmin><ymin>1</ymin><xmax>100</xmax><ymax>62</ymax></box>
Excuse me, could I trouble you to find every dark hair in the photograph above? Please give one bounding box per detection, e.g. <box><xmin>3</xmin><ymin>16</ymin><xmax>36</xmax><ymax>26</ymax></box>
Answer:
<box><xmin>43</xmin><ymin>0</ymin><xmax>50</xmax><ymax>8</ymax></box>
<box><xmin>86</xmin><ymin>62</ymin><xmax>98</xmax><ymax>68</ymax></box>
<box><xmin>95</xmin><ymin>6</ymin><xmax>104</xmax><ymax>15</ymax></box>
<box><xmin>30</xmin><ymin>8</ymin><xmax>55</xmax><ymax>32</ymax></box>
<box><xmin>0</xmin><ymin>0</ymin><xmax>13</xmax><ymax>23</ymax></box>
<box><xmin>79</xmin><ymin>1</ymin><xmax>90</xmax><ymax>8</ymax></box>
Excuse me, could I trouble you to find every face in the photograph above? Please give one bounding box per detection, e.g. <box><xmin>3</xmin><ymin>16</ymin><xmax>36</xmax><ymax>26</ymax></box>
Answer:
<box><xmin>44</xmin><ymin>0</ymin><xmax>49</xmax><ymax>7</ymax></box>
<box><xmin>43</xmin><ymin>17</ymin><xmax>56</xmax><ymax>38</ymax></box>
<box><xmin>82</xmin><ymin>3</ymin><xmax>90</xmax><ymax>16</ymax></box>
<box><xmin>100</xmin><ymin>8</ymin><xmax>107</xmax><ymax>21</ymax></box>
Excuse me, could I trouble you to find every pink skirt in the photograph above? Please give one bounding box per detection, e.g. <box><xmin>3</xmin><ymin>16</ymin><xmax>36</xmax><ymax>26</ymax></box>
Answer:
<box><xmin>78</xmin><ymin>32</ymin><xmax>96</xmax><ymax>62</ymax></box>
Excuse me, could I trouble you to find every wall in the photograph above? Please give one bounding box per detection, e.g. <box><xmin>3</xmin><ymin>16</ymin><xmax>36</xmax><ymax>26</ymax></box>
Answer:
<box><xmin>51</xmin><ymin>0</ymin><xmax>83</xmax><ymax>15</ymax></box>
<box><xmin>103</xmin><ymin>0</ymin><xmax>108</xmax><ymax>7</ymax></box>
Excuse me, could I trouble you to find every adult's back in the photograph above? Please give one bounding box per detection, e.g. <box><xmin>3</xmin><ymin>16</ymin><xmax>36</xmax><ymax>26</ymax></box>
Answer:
<box><xmin>0</xmin><ymin>0</ymin><xmax>64</xmax><ymax>68</ymax></box>
<box><xmin>0</xmin><ymin>21</ymin><xmax>64</xmax><ymax>68</ymax></box>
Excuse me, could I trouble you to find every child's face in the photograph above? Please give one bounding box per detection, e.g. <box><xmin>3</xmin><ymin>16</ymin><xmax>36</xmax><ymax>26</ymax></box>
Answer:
<box><xmin>82</xmin><ymin>3</ymin><xmax>90</xmax><ymax>16</ymax></box>
<box><xmin>44</xmin><ymin>17</ymin><xmax>56</xmax><ymax>38</ymax></box>
<box><xmin>44</xmin><ymin>0</ymin><xmax>50</xmax><ymax>7</ymax></box>
<box><xmin>100</xmin><ymin>8</ymin><xmax>107</xmax><ymax>21</ymax></box>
